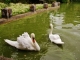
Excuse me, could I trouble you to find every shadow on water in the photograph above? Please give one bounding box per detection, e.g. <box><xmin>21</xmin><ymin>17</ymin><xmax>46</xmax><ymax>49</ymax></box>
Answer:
<box><xmin>52</xmin><ymin>42</ymin><xmax>63</xmax><ymax>49</ymax></box>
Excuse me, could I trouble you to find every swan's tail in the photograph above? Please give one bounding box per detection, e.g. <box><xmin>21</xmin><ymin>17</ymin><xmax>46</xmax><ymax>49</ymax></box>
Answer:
<box><xmin>4</xmin><ymin>39</ymin><xmax>19</xmax><ymax>48</ymax></box>
<box><xmin>56</xmin><ymin>41</ymin><xmax>64</xmax><ymax>44</ymax></box>
<box><xmin>60</xmin><ymin>42</ymin><xmax>64</xmax><ymax>44</ymax></box>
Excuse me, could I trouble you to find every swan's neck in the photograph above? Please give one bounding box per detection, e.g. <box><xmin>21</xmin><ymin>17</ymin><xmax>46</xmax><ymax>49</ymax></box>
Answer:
<box><xmin>50</xmin><ymin>26</ymin><xmax>53</xmax><ymax>34</ymax></box>
<box><xmin>31</xmin><ymin>37</ymin><xmax>40</xmax><ymax>51</ymax></box>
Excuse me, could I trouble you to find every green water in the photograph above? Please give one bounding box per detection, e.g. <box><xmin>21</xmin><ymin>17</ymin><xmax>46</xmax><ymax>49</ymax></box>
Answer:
<box><xmin>0</xmin><ymin>3</ymin><xmax>80</xmax><ymax>60</ymax></box>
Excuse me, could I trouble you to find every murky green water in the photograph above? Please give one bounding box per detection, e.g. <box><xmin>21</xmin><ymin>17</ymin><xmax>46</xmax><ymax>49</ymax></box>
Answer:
<box><xmin>0</xmin><ymin>3</ymin><xmax>80</xmax><ymax>60</ymax></box>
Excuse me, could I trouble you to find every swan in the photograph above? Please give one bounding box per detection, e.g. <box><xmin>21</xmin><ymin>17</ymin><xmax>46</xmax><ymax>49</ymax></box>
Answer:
<box><xmin>49</xmin><ymin>23</ymin><xmax>64</xmax><ymax>44</ymax></box>
<box><xmin>4</xmin><ymin>32</ymin><xmax>40</xmax><ymax>51</ymax></box>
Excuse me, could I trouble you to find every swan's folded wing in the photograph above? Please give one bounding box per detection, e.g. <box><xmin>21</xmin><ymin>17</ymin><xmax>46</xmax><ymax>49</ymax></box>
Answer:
<box><xmin>17</xmin><ymin>36</ymin><xmax>27</xmax><ymax>48</ymax></box>
<box><xmin>49</xmin><ymin>34</ymin><xmax>61</xmax><ymax>41</ymax></box>
<box><xmin>49</xmin><ymin>34</ymin><xmax>64</xmax><ymax>44</ymax></box>
<box><xmin>22</xmin><ymin>32</ymin><xmax>30</xmax><ymax>38</ymax></box>
<box><xmin>17</xmin><ymin>36</ymin><xmax>33</xmax><ymax>49</ymax></box>
<box><xmin>49</xmin><ymin>34</ymin><xmax>56</xmax><ymax>42</ymax></box>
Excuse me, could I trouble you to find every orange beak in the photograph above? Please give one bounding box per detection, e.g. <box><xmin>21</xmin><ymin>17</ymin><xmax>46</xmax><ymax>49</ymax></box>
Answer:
<box><xmin>32</xmin><ymin>37</ymin><xmax>35</xmax><ymax>43</ymax></box>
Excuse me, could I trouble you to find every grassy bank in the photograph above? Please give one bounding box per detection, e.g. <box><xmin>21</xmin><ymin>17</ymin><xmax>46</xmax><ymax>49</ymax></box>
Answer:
<box><xmin>0</xmin><ymin>2</ymin><xmax>51</xmax><ymax>17</ymax></box>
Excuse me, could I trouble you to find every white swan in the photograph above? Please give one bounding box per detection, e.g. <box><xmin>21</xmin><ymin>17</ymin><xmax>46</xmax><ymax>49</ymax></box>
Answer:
<box><xmin>49</xmin><ymin>23</ymin><xmax>64</xmax><ymax>44</ymax></box>
<box><xmin>4</xmin><ymin>32</ymin><xmax>40</xmax><ymax>51</ymax></box>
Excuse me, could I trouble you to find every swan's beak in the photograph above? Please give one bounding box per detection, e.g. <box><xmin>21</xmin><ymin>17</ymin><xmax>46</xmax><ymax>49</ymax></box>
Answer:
<box><xmin>32</xmin><ymin>37</ymin><xmax>35</xmax><ymax>43</ymax></box>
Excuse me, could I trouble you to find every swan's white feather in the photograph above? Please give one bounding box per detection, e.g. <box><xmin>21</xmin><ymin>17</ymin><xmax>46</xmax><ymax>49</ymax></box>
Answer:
<box><xmin>4</xmin><ymin>32</ymin><xmax>40</xmax><ymax>51</ymax></box>
<box><xmin>49</xmin><ymin>24</ymin><xmax>64</xmax><ymax>44</ymax></box>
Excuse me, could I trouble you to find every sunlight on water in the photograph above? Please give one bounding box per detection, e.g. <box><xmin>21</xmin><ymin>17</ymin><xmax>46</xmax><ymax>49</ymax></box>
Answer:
<box><xmin>49</xmin><ymin>12</ymin><xmax>64</xmax><ymax>29</ymax></box>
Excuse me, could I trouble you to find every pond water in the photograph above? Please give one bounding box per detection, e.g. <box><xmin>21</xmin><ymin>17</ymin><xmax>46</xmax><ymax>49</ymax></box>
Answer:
<box><xmin>0</xmin><ymin>3</ymin><xmax>80</xmax><ymax>60</ymax></box>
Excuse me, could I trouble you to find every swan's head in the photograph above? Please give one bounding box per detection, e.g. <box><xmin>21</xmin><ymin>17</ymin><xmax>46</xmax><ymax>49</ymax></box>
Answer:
<box><xmin>31</xmin><ymin>33</ymin><xmax>35</xmax><ymax>38</ymax></box>
<box><xmin>49</xmin><ymin>23</ymin><xmax>53</xmax><ymax>29</ymax></box>
<box><xmin>22</xmin><ymin>32</ymin><xmax>29</xmax><ymax>37</ymax></box>
<box><xmin>31</xmin><ymin>33</ymin><xmax>35</xmax><ymax>43</ymax></box>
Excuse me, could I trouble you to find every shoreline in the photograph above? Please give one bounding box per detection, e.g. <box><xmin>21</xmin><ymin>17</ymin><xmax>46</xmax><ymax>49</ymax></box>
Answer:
<box><xmin>0</xmin><ymin>6</ymin><xmax>60</xmax><ymax>24</ymax></box>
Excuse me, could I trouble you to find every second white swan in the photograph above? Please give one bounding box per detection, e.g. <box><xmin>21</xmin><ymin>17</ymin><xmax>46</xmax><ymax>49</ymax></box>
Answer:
<box><xmin>49</xmin><ymin>23</ymin><xmax>64</xmax><ymax>44</ymax></box>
